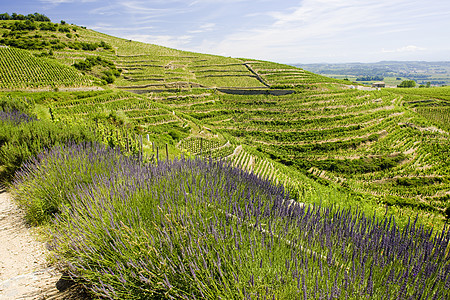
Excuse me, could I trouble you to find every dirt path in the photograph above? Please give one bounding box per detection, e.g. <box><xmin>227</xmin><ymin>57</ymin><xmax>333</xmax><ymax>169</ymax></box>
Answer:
<box><xmin>0</xmin><ymin>189</ymin><xmax>85</xmax><ymax>299</ymax></box>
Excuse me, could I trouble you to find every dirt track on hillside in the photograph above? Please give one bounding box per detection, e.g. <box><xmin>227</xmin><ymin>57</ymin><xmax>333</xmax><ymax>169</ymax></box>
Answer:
<box><xmin>0</xmin><ymin>189</ymin><xmax>87</xmax><ymax>299</ymax></box>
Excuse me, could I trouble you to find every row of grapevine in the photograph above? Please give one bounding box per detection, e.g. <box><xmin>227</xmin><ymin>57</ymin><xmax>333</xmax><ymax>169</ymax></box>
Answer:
<box><xmin>416</xmin><ymin>106</ymin><xmax>450</xmax><ymax>132</ymax></box>
<box><xmin>50</xmin><ymin>90</ymin><xmax>179</xmax><ymax>130</ymax></box>
<box><xmin>227</xmin><ymin>148</ymin><xmax>313</xmax><ymax>201</ymax></box>
<box><xmin>179</xmin><ymin>137</ymin><xmax>224</xmax><ymax>155</ymax></box>
<box><xmin>160</xmin><ymin>85</ymin><xmax>450</xmax><ymax>229</ymax></box>
<box><xmin>0</xmin><ymin>47</ymin><xmax>92</xmax><ymax>89</ymax></box>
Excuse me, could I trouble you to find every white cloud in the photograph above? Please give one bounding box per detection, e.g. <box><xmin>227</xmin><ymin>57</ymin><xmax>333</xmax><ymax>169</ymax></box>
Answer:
<box><xmin>88</xmin><ymin>1</ymin><xmax>190</xmax><ymax>21</ymax></box>
<box><xmin>40</xmin><ymin>0</ymin><xmax>97</xmax><ymax>3</ymax></box>
<box><xmin>382</xmin><ymin>45</ymin><xmax>426</xmax><ymax>53</ymax></box>
<box><xmin>90</xmin><ymin>23</ymin><xmax>155</xmax><ymax>32</ymax></box>
<box><xmin>35</xmin><ymin>0</ymin><xmax>449</xmax><ymax>63</ymax></box>
<box><xmin>194</xmin><ymin>0</ymin><xmax>448</xmax><ymax>63</ymax></box>
<box><xmin>188</xmin><ymin>23</ymin><xmax>215</xmax><ymax>33</ymax></box>
<box><xmin>189</xmin><ymin>0</ymin><xmax>254</xmax><ymax>5</ymax></box>
<box><xmin>125</xmin><ymin>34</ymin><xmax>193</xmax><ymax>49</ymax></box>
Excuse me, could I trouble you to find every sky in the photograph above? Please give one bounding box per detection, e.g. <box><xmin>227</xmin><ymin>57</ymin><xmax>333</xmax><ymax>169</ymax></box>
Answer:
<box><xmin>3</xmin><ymin>0</ymin><xmax>450</xmax><ymax>64</ymax></box>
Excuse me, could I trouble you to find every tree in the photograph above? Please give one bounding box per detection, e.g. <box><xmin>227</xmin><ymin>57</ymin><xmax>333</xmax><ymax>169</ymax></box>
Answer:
<box><xmin>39</xmin><ymin>22</ymin><xmax>58</xmax><ymax>31</ymax></box>
<box><xmin>29</xmin><ymin>13</ymin><xmax>50</xmax><ymax>22</ymax></box>
<box><xmin>11</xmin><ymin>13</ymin><xmax>25</xmax><ymax>20</ymax></box>
<box><xmin>0</xmin><ymin>13</ymin><xmax>11</xmax><ymax>20</ymax></box>
<box><xmin>10</xmin><ymin>20</ymin><xmax>37</xmax><ymax>31</ymax></box>
<box><xmin>398</xmin><ymin>80</ymin><xmax>416</xmax><ymax>88</ymax></box>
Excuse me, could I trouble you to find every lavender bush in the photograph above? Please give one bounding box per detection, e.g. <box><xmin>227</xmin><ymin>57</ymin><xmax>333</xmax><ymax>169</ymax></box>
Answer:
<box><xmin>0</xmin><ymin>109</ymin><xmax>37</xmax><ymax>124</ymax></box>
<box><xmin>0</xmin><ymin>107</ymin><xmax>99</xmax><ymax>182</ymax></box>
<box><xmin>12</xmin><ymin>143</ymin><xmax>137</xmax><ymax>224</ymax></box>
<box><xmin>13</xmin><ymin>143</ymin><xmax>450</xmax><ymax>299</ymax></box>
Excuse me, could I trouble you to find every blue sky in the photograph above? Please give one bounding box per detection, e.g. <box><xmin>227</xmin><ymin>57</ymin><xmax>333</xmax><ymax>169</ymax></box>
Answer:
<box><xmin>3</xmin><ymin>0</ymin><xmax>450</xmax><ymax>63</ymax></box>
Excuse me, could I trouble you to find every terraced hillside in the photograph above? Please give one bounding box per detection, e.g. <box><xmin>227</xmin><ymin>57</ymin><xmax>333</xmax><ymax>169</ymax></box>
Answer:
<box><xmin>245</xmin><ymin>60</ymin><xmax>344</xmax><ymax>87</ymax></box>
<box><xmin>162</xmin><ymin>77</ymin><xmax>450</xmax><ymax>227</ymax></box>
<box><xmin>0</xmin><ymin>19</ymin><xmax>345</xmax><ymax>92</ymax></box>
<box><xmin>50</xmin><ymin>90</ymin><xmax>177</xmax><ymax>129</ymax></box>
<box><xmin>1</xmin><ymin>19</ymin><xmax>449</xmax><ymax>230</ymax></box>
<box><xmin>43</xmin><ymin>89</ymin><xmax>191</xmax><ymax>160</ymax></box>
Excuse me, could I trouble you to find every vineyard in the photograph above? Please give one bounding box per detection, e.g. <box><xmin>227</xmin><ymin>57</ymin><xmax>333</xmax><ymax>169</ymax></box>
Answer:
<box><xmin>392</xmin><ymin>86</ymin><xmax>450</xmax><ymax>101</ymax></box>
<box><xmin>0</xmin><ymin>19</ymin><xmax>349</xmax><ymax>93</ymax></box>
<box><xmin>1</xmin><ymin>19</ymin><xmax>449</xmax><ymax>231</ymax></box>
<box><xmin>114</xmin><ymin>54</ymin><xmax>269</xmax><ymax>91</ymax></box>
<box><xmin>415</xmin><ymin>106</ymin><xmax>450</xmax><ymax>131</ymax></box>
<box><xmin>228</xmin><ymin>147</ymin><xmax>286</xmax><ymax>185</ymax></box>
<box><xmin>162</xmin><ymin>86</ymin><xmax>450</xmax><ymax>229</ymax></box>
<box><xmin>178</xmin><ymin>136</ymin><xmax>235</xmax><ymax>158</ymax></box>
<box><xmin>0</xmin><ymin>47</ymin><xmax>93</xmax><ymax>89</ymax></box>
<box><xmin>240</xmin><ymin>60</ymin><xmax>347</xmax><ymax>88</ymax></box>
<box><xmin>401</xmin><ymin>94</ymin><xmax>450</xmax><ymax>132</ymax></box>
<box><xmin>45</xmin><ymin>89</ymin><xmax>193</xmax><ymax>156</ymax></box>
<box><xmin>2</xmin><ymin>16</ymin><xmax>450</xmax><ymax>300</ymax></box>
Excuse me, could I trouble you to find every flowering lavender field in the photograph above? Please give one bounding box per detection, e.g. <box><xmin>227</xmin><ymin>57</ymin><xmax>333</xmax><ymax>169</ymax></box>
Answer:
<box><xmin>0</xmin><ymin>106</ymin><xmax>99</xmax><ymax>183</ymax></box>
<box><xmin>0</xmin><ymin>108</ymin><xmax>37</xmax><ymax>124</ymax></box>
<box><xmin>11</xmin><ymin>143</ymin><xmax>450</xmax><ymax>299</ymax></box>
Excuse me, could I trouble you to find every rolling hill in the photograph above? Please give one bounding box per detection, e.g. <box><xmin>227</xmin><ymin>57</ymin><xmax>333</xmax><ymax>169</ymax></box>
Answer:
<box><xmin>2</xmin><ymin>17</ymin><xmax>450</xmax><ymax>300</ymax></box>
<box><xmin>1</xmin><ymin>18</ymin><xmax>449</xmax><ymax>229</ymax></box>
<box><xmin>296</xmin><ymin>61</ymin><xmax>450</xmax><ymax>86</ymax></box>
<box><xmin>0</xmin><ymin>20</ymin><xmax>345</xmax><ymax>92</ymax></box>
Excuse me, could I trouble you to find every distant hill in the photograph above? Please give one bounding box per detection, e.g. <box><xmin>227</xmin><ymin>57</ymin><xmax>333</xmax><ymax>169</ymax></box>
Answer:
<box><xmin>295</xmin><ymin>61</ymin><xmax>450</xmax><ymax>86</ymax></box>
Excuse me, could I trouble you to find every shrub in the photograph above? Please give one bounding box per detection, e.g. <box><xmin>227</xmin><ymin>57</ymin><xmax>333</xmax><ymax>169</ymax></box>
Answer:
<box><xmin>12</xmin><ymin>143</ymin><xmax>129</xmax><ymax>224</ymax></box>
<box><xmin>39</xmin><ymin>22</ymin><xmax>57</xmax><ymax>31</ymax></box>
<box><xmin>398</xmin><ymin>80</ymin><xmax>416</xmax><ymax>88</ymax></box>
<box><xmin>10</xmin><ymin>20</ymin><xmax>37</xmax><ymax>31</ymax></box>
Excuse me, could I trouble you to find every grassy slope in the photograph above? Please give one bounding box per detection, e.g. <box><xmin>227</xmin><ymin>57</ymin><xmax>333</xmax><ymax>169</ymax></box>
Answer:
<box><xmin>1</xmin><ymin>20</ymin><xmax>449</xmax><ymax>230</ymax></box>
